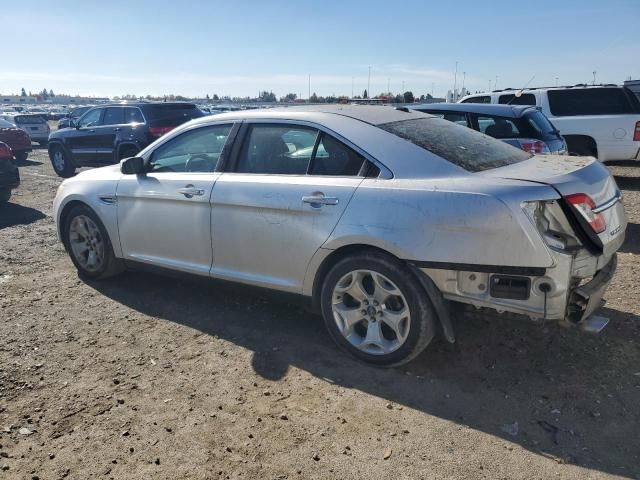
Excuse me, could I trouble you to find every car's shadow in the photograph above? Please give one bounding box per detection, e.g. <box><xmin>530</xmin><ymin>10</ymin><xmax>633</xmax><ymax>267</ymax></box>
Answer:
<box><xmin>0</xmin><ymin>202</ymin><xmax>47</xmax><ymax>229</ymax></box>
<box><xmin>88</xmin><ymin>270</ymin><xmax>639</xmax><ymax>478</ymax></box>
<box><xmin>613</xmin><ymin>175</ymin><xmax>640</xmax><ymax>192</ymax></box>
<box><xmin>619</xmin><ymin>222</ymin><xmax>640</xmax><ymax>254</ymax></box>
<box><xmin>15</xmin><ymin>158</ymin><xmax>43</xmax><ymax>167</ymax></box>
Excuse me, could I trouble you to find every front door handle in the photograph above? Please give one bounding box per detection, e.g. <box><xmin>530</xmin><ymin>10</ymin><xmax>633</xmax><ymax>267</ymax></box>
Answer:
<box><xmin>114</xmin><ymin>127</ymin><xmax>121</xmax><ymax>131</ymax></box>
<box><xmin>177</xmin><ymin>184</ymin><xmax>205</xmax><ymax>198</ymax></box>
<box><xmin>302</xmin><ymin>194</ymin><xmax>339</xmax><ymax>208</ymax></box>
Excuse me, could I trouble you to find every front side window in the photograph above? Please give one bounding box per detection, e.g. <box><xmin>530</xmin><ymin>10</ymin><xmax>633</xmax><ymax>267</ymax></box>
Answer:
<box><xmin>149</xmin><ymin>124</ymin><xmax>232</xmax><ymax>173</ymax></box>
<box><xmin>78</xmin><ymin>108</ymin><xmax>102</xmax><ymax>128</ymax></box>
<box><xmin>102</xmin><ymin>107</ymin><xmax>125</xmax><ymax>126</ymax></box>
<box><xmin>379</xmin><ymin>117</ymin><xmax>531</xmax><ymax>172</ymax></box>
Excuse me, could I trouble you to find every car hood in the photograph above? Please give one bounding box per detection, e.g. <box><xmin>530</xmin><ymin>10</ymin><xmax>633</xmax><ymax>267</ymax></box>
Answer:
<box><xmin>73</xmin><ymin>163</ymin><xmax>122</xmax><ymax>182</ymax></box>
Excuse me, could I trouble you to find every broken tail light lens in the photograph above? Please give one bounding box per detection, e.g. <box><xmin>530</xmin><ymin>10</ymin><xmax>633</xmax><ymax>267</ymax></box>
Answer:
<box><xmin>565</xmin><ymin>193</ymin><xmax>606</xmax><ymax>234</ymax></box>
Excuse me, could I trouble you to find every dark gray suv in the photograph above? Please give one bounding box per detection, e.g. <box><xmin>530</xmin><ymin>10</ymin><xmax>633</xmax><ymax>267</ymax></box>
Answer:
<box><xmin>48</xmin><ymin>102</ymin><xmax>204</xmax><ymax>177</ymax></box>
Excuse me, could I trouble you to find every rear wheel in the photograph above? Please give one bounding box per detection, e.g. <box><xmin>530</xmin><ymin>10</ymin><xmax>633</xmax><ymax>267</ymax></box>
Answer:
<box><xmin>320</xmin><ymin>251</ymin><xmax>437</xmax><ymax>367</ymax></box>
<box><xmin>49</xmin><ymin>145</ymin><xmax>76</xmax><ymax>178</ymax></box>
<box><xmin>62</xmin><ymin>204</ymin><xmax>124</xmax><ymax>279</ymax></box>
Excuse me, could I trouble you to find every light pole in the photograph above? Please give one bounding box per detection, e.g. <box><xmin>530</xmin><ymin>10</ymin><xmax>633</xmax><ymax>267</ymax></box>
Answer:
<box><xmin>367</xmin><ymin>66</ymin><xmax>371</xmax><ymax>98</ymax></box>
<box><xmin>462</xmin><ymin>71</ymin><xmax>466</xmax><ymax>96</ymax></box>
<box><xmin>592</xmin><ymin>71</ymin><xmax>597</xmax><ymax>85</ymax></box>
<box><xmin>308</xmin><ymin>74</ymin><xmax>311</xmax><ymax>101</ymax></box>
<box><xmin>453</xmin><ymin>61</ymin><xmax>458</xmax><ymax>102</ymax></box>
<box><xmin>351</xmin><ymin>77</ymin><xmax>354</xmax><ymax>98</ymax></box>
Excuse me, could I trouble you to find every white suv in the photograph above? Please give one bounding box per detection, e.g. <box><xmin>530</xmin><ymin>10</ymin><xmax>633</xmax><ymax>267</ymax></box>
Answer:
<box><xmin>459</xmin><ymin>85</ymin><xmax>640</xmax><ymax>162</ymax></box>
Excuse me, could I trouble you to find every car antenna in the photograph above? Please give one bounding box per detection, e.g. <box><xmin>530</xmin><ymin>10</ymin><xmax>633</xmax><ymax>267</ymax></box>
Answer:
<box><xmin>506</xmin><ymin>75</ymin><xmax>536</xmax><ymax>105</ymax></box>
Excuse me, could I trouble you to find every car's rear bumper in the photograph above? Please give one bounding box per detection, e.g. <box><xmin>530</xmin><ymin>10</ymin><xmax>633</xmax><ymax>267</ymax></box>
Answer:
<box><xmin>418</xmin><ymin>251</ymin><xmax>618</xmax><ymax>329</ymax></box>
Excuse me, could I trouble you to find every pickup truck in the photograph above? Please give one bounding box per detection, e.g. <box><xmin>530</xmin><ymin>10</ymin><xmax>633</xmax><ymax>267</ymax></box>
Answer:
<box><xmin>459</xmin><ymin>85</ymin><xmax>640</xmax><ymax>162</ymax></box>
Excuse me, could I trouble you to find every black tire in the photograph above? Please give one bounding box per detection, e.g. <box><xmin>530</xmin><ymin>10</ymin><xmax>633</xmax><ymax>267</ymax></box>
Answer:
<box><xmin>320</xmin><ymin>251</ymin><xmax>437</xmax><ymax>367</ymax></box>
<box><xmin>14</xmin><ymin>151</ymin><xmax>28</xmax><ymax>163</ymax></box>
<box><xmin>62</xmin><ymin>204</ymin><xmax>124</xmax><ymax>279</ymax></box>
<box><xmin>0</xmin><ymin>189</ymin><xmax>10</xmax><ymax>205</ymax></box>
<box><xmin>118</xmin><ymin>145</ymin><xmax>139</xmax><ymax>160</ymax></box>
<box><xmin>49</xmin><ymin>144</ymin><xmax>76</xmax><ymax>178</ymax></box>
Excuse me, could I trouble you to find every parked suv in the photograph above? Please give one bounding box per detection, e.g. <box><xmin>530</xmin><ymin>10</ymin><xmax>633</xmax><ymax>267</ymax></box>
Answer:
<box><xmin>459</xmin><ymin>85</ymin><xmax>640</xmax><ymax>161</ymax></box>
<box><xmin>411</xmin><ymin>103</ymin><xmax>567</xmax><ymax>155</ymax></box>
<box><xmin>47</xmin><ymin>102</ymin><xmax>204</xmax><ymax>177</ymax></box>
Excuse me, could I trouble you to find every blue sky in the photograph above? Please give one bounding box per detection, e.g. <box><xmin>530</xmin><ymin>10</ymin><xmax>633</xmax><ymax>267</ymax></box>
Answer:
<box><xmin>2</xmin><ymin>0</ymin><xmax>639</xmax><ymax>98</ymax></box>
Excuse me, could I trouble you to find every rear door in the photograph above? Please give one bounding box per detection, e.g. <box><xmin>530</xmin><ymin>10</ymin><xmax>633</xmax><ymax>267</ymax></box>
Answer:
<box><xmin>93</xmin><ymin>106</ymin><xmax>124</xmax><ymax>162</ymax></box>
<box><xmin>210</xmin><ymin>121</ymin><xmax>367</xmax><ymax>292</ymax></box>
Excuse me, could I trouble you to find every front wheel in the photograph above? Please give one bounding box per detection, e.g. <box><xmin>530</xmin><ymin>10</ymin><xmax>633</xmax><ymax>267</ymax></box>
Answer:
<box><xmin>62</xmin><ymin>204</ymin><xmax>124</xmax><ymax>279</ymax></box>
<box><xmin>49</xmin><ymin>145</ymin><xmax>76</xmax><ymax>178</ymax></box>
<box><xmin>320</xmin><ymin>252</ymin><xmax>437</xmax><ymax>367</ymax></box>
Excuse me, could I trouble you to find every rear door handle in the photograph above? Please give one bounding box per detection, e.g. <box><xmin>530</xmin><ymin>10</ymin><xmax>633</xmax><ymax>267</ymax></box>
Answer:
<box><xmin>302</xmin><ymin>194</ymin><xmax>339</xmax><ymax>207</ymax></box>
<box><xmin>114</xmin><ymin>127</ymin><xmax>121</xmax><ymax>131</ymax></box>
<box><xmin>177</xmin><ymin>184</ymin><xmax>205</xmax><ymax>198</ymax></box>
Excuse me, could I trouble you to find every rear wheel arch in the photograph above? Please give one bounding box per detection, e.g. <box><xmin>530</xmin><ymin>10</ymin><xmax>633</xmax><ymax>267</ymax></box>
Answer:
<box><xmin>311</xmin><ymin>244</ymin><xmax>454</xmax><ymax>343</ymax></box>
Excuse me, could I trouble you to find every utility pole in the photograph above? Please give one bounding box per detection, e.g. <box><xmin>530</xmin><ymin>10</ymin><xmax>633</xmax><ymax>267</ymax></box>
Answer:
<box><xmin>367</xmin><ymin>66</ymin><xmax>371</xmax><ymax>98</ymax></box>
<box><xmin>592</xmin><ymin>71</ymin><xmax>597</xmax><ymax>85</ymax></box>
<box><xmin>453</xmin><ymin>61</ymin><xmax>458</xmax><ymax>102</ymax></box>
<box><xmin>461</xmin><ymin>72</ymin><xmax>466</xmax><ymax>96</ymax></box>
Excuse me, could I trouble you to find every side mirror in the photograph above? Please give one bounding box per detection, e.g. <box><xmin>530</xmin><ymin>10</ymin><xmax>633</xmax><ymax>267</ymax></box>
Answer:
<box><xmin>121</xmin><ymin>156</ymin><xmax>145</xmax><ymax>175</ymax></box>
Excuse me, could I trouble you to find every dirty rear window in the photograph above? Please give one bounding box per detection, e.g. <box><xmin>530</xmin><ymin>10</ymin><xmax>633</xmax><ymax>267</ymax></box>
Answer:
<box><xmin>379</xmin><ymin>117</ymin><xmax>532</xmax><ymax>172</ymax></box>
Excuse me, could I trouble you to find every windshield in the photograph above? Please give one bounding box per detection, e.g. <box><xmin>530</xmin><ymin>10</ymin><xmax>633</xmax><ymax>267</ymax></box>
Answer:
<box><xmin>379</xmin><ymin>117</ymin><xmax>532</xmax><ymax>172</ymax></box>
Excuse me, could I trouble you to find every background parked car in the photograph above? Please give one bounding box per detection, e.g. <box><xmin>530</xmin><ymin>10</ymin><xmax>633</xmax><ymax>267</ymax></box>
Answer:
<box><xmin>0</xmin><ymin>118</ymin><xmax>32</xmax><ymax>162</ymax></box>
<box><xmin>412</xmin><ymin>103</ymin><xmax>567</xmax><ymax>155</ymax></box>
<box><xmin>0</xmin><ymin>113</ymin><xmax>50</xmax><ymax>146</ymax></box>
<box><xmin>48</xmin><ymin>102</ymin><xmax>204</xmax><ymax>177</ymax></box>
<box><xmin>0</xmin><ymin>141</ymin><xmax>20</xmax><ymax>205</ymax></box>
<box><xmin>459</xmin><ymin>84</ymin><xmax>640</xmax><ymax>160</ymax></box>
<box><xmin>58</xmin><ymin>106</ymin><xmax>92</xmax><ymax>130</ymax></box>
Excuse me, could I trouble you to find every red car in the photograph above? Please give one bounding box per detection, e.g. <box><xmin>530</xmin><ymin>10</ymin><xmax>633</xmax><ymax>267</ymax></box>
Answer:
<box><xmin>0</xmin><ymin>118</ymin><xmax>32</xmax><ymax>162</ymax></box>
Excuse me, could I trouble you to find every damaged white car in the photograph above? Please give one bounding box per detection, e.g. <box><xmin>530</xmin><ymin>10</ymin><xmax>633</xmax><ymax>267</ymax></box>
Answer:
<box><xmin>53</xmin><ymin>106</ymin><xmax>627</xmax><ymax>366</ymax></box>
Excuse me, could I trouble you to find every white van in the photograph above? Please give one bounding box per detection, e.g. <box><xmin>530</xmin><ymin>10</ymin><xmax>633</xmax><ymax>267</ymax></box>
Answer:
<box><xmin>459</xmin><ymin>85</ymin><xmax>640</xmax><ymax>162</ymax></box>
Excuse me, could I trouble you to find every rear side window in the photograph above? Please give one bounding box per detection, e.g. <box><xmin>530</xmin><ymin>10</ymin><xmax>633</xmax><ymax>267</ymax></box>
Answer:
<box><xmin>15</xmin><ymin>115</ymin><xmax>46</xmax><ymax>124</ymax></box>
<box><xmin>144</xmin><ymin>104</ymin><xmax>204</xmax><ymax>126</ymax></box>
<box><xmin>498</xmin><ymin>93</ymin><xmax>536</xmax><ymax>105</ymax></box>
<box><xmin>102</xmin><ymin>107</ymin><xmax>125</xmax><ymax>126</ymax></box>
<box><xmin>548</xmin><ymin>88</ymin><xmax>637</xmax><ymax>116</ymax></box>
<box><xmin>461</xmin><ymin>96</ymin><xmax>490</xmax><ymax>104</ymax></box>
<box><xmin>476</xmin><ymin>116</ymin><xmax>521</xmax><ymax>138</ymax></box>
<box><xmin>125</xmin><ymin>108</ymin><xmax>144</xmax><ymax>124</ymax></box>
<box><xmin>310</xmin><ymin>133</ymin><xmax>365</xmax><ymax>176</ymax></box>
<box><xmin>379</xmin><ymin>117</ymin><xmax>531</xmax><ymax>172</ymax></box>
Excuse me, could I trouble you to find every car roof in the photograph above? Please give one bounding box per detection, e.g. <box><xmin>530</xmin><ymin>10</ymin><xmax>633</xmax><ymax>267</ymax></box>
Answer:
<box><xmin>411</xmin><ymin>103</ymin><xmax>536</xmax><ymax>118</ymax></box>
<box><xmin>87</xmin><ymin>101</ymin><xmax>197</xmax><ymax>108</ymax></box>
<box><xmin>193</xmin><ymin>104</ymin><xmax>432</xmax><ymax>126</ymax></box>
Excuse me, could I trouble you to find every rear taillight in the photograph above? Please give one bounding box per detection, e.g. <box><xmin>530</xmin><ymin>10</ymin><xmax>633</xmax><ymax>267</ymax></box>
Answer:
<box><xmin>517</xmin><ymin>139</ymin><xmax>550</xmax><ymax>154</ymax></box>
<box><xmin>634</xmin><ymin>121</ymin><xmax>640</xmax><ymax>142</ymax></box>
<box><xmin>0</xmin><ymin>142</ymin><xmax>12</xmax><ymax>159</ymax></box>
<box><xmin>565</xmin><ymin>193</ymin><xmax>606</xmax><ymax>234</ymax></box>
<box><xmin>148</xmin><ymin>126</ymin><xmax>174</xmax><ymax>139</ymax></box>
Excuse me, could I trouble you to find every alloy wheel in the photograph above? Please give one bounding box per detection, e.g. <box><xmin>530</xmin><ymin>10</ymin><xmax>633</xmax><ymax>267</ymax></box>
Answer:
<box><xmin>68</xmin><ymin>215</ymin><xmax>105</xmax><ymax>272</ymax></box>
<box><xmin>331</xmin><ymin>269</ymin><xmax>411</xmax><ymax>355</ymax></box>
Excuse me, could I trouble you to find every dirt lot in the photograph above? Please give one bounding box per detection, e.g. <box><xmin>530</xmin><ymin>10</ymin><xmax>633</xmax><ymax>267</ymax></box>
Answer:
<box><xmin>0</xmin><ymin>144</ymin><xmax>639</xmax><ymax>480</ymax></box>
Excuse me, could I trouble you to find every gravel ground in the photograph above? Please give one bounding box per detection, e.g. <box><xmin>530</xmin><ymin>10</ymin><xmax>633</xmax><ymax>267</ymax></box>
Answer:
<box><xmin>0</xmin><ymin>145</ymin><xmax>638</xmax><ymax>480</ymax></box>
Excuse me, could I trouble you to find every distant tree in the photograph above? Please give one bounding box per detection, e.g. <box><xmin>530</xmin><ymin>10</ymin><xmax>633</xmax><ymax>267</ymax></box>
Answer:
<box><xmin>280</xmin><ymin>93</ymin><xmax>297</xmax><ymax>102</ymax></box>
<box><xmin>205</xmin><ymin>93</ymin><xmax>210</xmax><ymax>101</ymax></box>
<box><xmin>20</xmin><ymin>88</ymin><xmax>27</xmax><ymax>96</ymax></box>
<box><xmin>403</xmin><ymin>91</ymin><xmax>415</xmax><ymax>103</ymax></box>
<box><xmin>259</xmin><ymin>90</ymin><xmax>277</xmax><ymax>102</ymax></box>
<box><xmin>426</xmin><ymin>93</ymin><xmax>433</xmax><ymax>99</ymax></box>
<box><xmin>363</xmin><ymin>89</ymin><xmax>368</xmax><ymax>99</ymax></box>
<box><xmin>310</xmin><ymin>92</ymin><xmax>319</xmax><ymax>103</ymax></box>
<box><xmin>49</xmin><ymin>89</ymin><xmax>55</xmax><ymax>98</ymax></box>
<box><xmin>212</xmin><ymin>94</ymin><xmax>219</xmax><ymax>101</ymax></box>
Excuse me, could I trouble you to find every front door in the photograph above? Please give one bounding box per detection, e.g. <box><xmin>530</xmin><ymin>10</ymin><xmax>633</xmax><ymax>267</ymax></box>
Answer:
<box><xmin>211</xmin><ymin>122</ymin><xmax>368</xmax><ymax>292</ymax></box>
<box><xmin>66</xmin><ymin>107</ymin><xmax>104</xmax><ymax>163</ymax></box>
<box><xmin>116</xmin><ymin>123</ymin><xmax>234</xmax><ymax>275</ymax></box>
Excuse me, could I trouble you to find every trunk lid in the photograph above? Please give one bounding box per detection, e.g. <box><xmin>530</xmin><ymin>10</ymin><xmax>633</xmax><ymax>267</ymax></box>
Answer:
<box><xmin>481</xmin><ymin>155</ymin><xmax>627</xmax><ymax>257</ymax></box>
